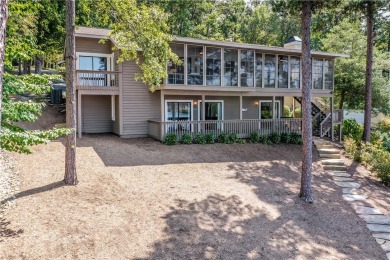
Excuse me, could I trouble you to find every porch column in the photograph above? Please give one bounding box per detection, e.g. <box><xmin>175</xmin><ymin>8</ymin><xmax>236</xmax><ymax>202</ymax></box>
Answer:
<box><xmin>202</xmin><ymin>94</ymin><xmax>206</xmax><ymax>121</ymax></box>
<box><xmin>292</xmin><ymin>96</ymin><xmax>295</xmax><ymax>118</ymax></box>
<box><xmin>272</xmin><ymin>96</ymin><xmax>276</xmax><ymax>119</ymax></box>
<box><xmin>160</xmin><ymin>91</ymin><xmax>165</xmax><ymax>141</ymax></box>
<box><xmin>239</xmin><ymin>94</ymin><xmax>243</xmax><ymax>120</ymax></box>
<box><xmin>330</xmin><ymin>96</ymin><xmax>334</xmax><ymax>141</ymax></box>
<box><xmin>77</xmin><ymin>92</ymin><xmax>82</xmax><ymax>138</ymax></box>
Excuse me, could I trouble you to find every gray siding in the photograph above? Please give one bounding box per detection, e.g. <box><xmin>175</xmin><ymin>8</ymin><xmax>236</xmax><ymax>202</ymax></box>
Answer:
<box><xmin>122</xmin><ymin>59</ymin><xmax>161</xmax><ymax>137</ymax></box>
<box><xmin>82</xmin><ymin>95</ymin><xmax>112</xmax><ymax>133</ymax></box>
<box><xmin>76</xmin><ymin>37</ymin><xmax>113</xmax><ymax>54</ymax></box>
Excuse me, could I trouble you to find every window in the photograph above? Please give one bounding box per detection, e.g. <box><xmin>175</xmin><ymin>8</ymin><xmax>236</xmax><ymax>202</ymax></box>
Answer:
<box><xmin>224</xmin><ymin>49</ymin><xmax>238</xmax><ymax>86</ymax></box>
<box><xmin>324</xmin><ymin>60</ymin><xmax>334</xmax><ymax>90</ymax></box>
<box><xmin>255</xmin><ymin>53</ymin><xmax>262</xmax><ymax>88</ymax></box>
<box><xmin>259</xmin><ymin>100</ymin><xmax>280</xmax><ymax>119</ymax></box>
<box><xmin>264</xmin><ymin>54</ymin><xmax>276</xmax><ymax>88</ymax></box>
<box><xmin>290</xmin><ymin>57</ymin><xmax>300</xmax><ymax>89</ymax></box>
<box><xmin>167</xmin><ymin>43</ymin><xmax>184</xmax><ymax>84</ymax></box>
<box><xmin>278</xmin><ymin>55</ymin><xmax>288</xmax><ymax>88</ymax></box>
<box><xmin>312</xmin><ymin>59</ymin><xmax>323</xmax><ymax>89</ymax></box>
<box><xmin>240</xmin><ymin>50</ymin><xmax>254</xmax><ymax>87</ymax></box>
<box><xmin>166</xmin><ymin>101</ymin><xmax>192</xmax><ymax>121</ymax></box>
<box><xmin>187</xmin><ymin>45</ymin><xmax>203</xmax><ymax>85</ymax></box>
<box><xmin>79</xmin><ymin>56</ymin><xmax>108</xmax><ymax>86</ymax></box>
<box><xmin>206</xmin><ymin>47</ymin><xmax>221</xmax><ymax>86</ymax></box>
<box><xmin>79</xmin><ymin>56</ymin><xmax>107</xmax><ymax>71</ymax></box>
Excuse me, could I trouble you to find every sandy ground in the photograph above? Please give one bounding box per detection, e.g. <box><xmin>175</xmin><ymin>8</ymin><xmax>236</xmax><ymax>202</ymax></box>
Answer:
<box><xmin>0</xmin><ymin>135</ymin><xmax>387</xmax><ymax>259</ymax></box>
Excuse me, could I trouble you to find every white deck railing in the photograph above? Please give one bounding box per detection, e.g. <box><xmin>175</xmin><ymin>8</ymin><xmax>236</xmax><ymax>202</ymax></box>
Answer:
<box><xmin>148</xmin><ymin>118</ymin><xmax>302</xmax><ymax>141</ymax></box>
<box><xmin>76</xmin><ymin>70</ymin><xmax>120</xmax><ymax>88</ymax></box>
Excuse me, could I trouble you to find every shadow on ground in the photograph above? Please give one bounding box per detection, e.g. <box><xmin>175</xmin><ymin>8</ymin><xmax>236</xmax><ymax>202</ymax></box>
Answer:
<box><xmin>0</xmin><ymin>209</ymin><xmax>24</xmax><ymax>243</ymax></box>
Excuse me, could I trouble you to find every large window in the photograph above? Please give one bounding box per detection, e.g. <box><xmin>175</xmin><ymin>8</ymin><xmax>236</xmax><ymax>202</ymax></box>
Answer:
<box><xmin>166</xmin><ymin>101</ymin><xmax>192</xmax><ymax>121</ymax></box>
<box><xmin>278</xmin><ymin>55</ymin><xmax>288</xmax><ymax>88</ymax></box>
<box><xmin>187</xmin><ymin>45</ymin><xmax>203</xmax><ymax>85</ymax></box>
<box><xmin>324</xmin><ymin>60</ymin><xmax>334</xmax><ymax>90</ymax></box>
<box><xmin>290</xmin><ymin>57</ymin><xmax>300</xmax><ymax>89</ymax></box>
<box><xmin>79</xmin><ymin>56</ymin><xmax>107</xmax><ymax>86</ymax></box>
<box><xmin>240</xmin><ymin>50</ymin><xmax>254</xmax><ymax>87</ymax></box>
<box><xmin>224</xmin><ymin>49</ymin><xmax>238</xmax><ymax>86</ymax></box>
<box><xmin>206</xmin><ymin>47</ymin><xmax>221</xmax><ymax>86</ymax></box>
<box><xmin>79</xmin><ymin>56</ymin><xmax>107</xmax><ymax>71</ymax></box>
<box><xmin>312</xmin><ymin>59</ymin><xmax>323</xmax><ymax>89</ymax></box>
<box><xmin>167</xmin><ymin>44</ymin><xmax>184</xmax><ymax>84</ymax></box>
<box><xmin>255</xmin><ymin>53</ymin><xmax>262</xmax><ymax>88</ymax></box>
<box><xmin>264</xmin><ymin>54</ymin><xmax>276</xmax><ymax>88</ymax></box>
<box><xmin>259</xmin><ymin>100</ymin><xmax>280</xmax><ymax>119</ymax></box>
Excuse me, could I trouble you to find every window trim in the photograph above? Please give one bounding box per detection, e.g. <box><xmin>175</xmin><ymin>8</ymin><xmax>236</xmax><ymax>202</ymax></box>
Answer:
<box><xmin>76</xmin><ymin>52</ymin><xmax>114</xmax><ymax>71</ymax></box>
<box><xmin>164</xmin><ymin>100</ymin><xmax>194</xmax><ymax>122</ymax></box>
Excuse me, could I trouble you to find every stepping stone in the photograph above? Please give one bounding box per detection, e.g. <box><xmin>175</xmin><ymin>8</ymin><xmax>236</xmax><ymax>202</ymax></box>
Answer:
<box><xmin>324</xmin><ymin>165</ymin><xmax>347</xmax><ymax>171</ymax></box>
<box><xmin>319</xmin><ymin>153</ymin><xmax>341</xmax><ymax>159</ymax></box>
<box><xmin>342</xmin><ymin>194</ymin><xmax>367</xmax><ymax>201</ymax></box>
<box><xmin>373</xmin><ymin>233</ymin><xmax>390</xmax><ymax>241</ymax></box>
<box><xmin>342</xmin><ymin>188</ymin><xmax>363</xmax><ymax>194</ymax></box>
<box><xmin>318</xmin><ymin>148</ymin><xmax>340</xmax><ymax>154</ymax></box>
<box><xmin>367</xmin><ymin>224</ymin><xmax>390</xmax><ymax>233</ymax></box>
<box><xmin>330</xmin><ymin>172</ymin><xmax>351</xmax><ymax>177</ymax></box>
<box><xmin>334</xmin><ymin>182</ymin><xmax>360</xmax><ymax>188</ymax></box>
<box><xmin>353</xmin><ymin>205</ymin><xmax>382</xmax><ymax>215</ymax></box>
<box><xmin>360</xmin><ymin>215</ymin><xmax>390</xmax><ymax>225</ymax></box>
<box><xmin>333</xmin><ymin>176</ymin><xmax>353</xmax><ymax>182</ymax></box>
<box><xmin>380</xmin><ymin>241</ymin><xmax>390</xmax><ymax>252</ymax></box>
<box><xmin>322</xmin><ymin>159</ymin><xmax>344</xmax><ymax>165</ymax></box>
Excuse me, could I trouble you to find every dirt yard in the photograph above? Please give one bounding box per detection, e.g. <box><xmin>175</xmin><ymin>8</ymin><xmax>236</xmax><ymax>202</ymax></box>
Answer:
<box><xmin>0</xmin><ymin>133</ymin><xmax>388</xmax><ymax>259</ymax></box>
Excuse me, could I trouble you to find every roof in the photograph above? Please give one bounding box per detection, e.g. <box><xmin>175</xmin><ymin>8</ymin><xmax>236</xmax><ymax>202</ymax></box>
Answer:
<box><xmin>75</xmin><ymin>27</ymin><xmax>348</xmax><ymax>59</ymax></box>
<box><xmin>285</xmin><ymin>36</ymin><xmax>302</xmax><ymax>43</ymax></box>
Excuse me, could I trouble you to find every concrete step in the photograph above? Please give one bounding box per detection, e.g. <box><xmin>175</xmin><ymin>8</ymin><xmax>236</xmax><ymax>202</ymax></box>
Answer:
<box><xmin>316</xmin><ymin>144</ymin><xmax>335</xmax><ymax>149</ymax></box>
<box><xmin>319</xmin><ymin>153</ymin><xmax>341</xmax><ymax>159</ymax></box>
<box><xmin>324</xmin><ymin>165</ymin><xmax>347</xmax><ymax>171</ymax></box>
<box><xmin>317</xmin><ymin>148</ymin><xmax>340</xmax><ymax>154</ymax></box>
<box><xmin>321</xmin><ymin>159</ymin><xmax>344</xmax><ymax>165</ymax></box>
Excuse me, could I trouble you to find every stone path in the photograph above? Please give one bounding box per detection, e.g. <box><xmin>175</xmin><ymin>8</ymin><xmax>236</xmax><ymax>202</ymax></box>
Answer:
<box><xmin>314</xmin><ymin>138</ymin><xmax>390</xmax><ymax>260</ymax></box>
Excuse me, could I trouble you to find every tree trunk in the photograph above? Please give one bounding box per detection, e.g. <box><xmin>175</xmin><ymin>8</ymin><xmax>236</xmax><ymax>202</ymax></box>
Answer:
<box><xmin>338</xmin><ymin>89</ymin><xmax>345</xmax><ymax>109</ymax></box>
<box><xmin>299</xmin><ymin>0</ymin><xmax>313</xmax><ymax>203</ymax></box>
<box><xmin>64</xmin><ymin>0</ymin><xmax>77</xmax><ymax>185</ymax></box>
<box><xmin>34</xmin><ymin>55</ymin><xmax>42</xmax><ymax>74</ymax></box>
<box><xmin>363</xmin><ymin>2</ymin><xmax>373</xmax><ymax>142</ymax></box>
<box><xmin>18</xmin><ymin>59</ymin><xmax>21</xmax><ymax>75</ymax></box>
<box><xmin>0</xmin><ymin>0</ymin><xmax>9</xmax><ymax>133</ymax></box>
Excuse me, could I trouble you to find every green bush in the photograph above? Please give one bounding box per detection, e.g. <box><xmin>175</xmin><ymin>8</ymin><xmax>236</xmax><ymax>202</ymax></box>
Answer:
<box><xmin>269</xmin><ymin>132</ymin><xmax>281</xmax><ymax>144</ymax></box>
<box><xmin>194</xmin><ymin>133</ymin><xmax>206</xmax><ymax>144</ymax></box>
<box><xmin>289</xmin><ymin>132</ymin><xmax>302</xmax><ymax>144</ymax></box>
<box><xmin>283</xmin><ymin>105</ymin><xmax>292</xmax><ymax>117</ymax></box>
<box><xmin>294</xmin><ymin>106</ymin><xmax>301</xmax><ymax>118</ymax></box>
<box><xmin>181</xmin><ymin>133</ymin><xmax>193</xmax><ymax>144</ymax></box>
<box><xmin>164</xmin><ymin>133</ymin><xmax>178</xmax><ymax>145</ymax></box>
<box><xmin>377</xmin><ymin>118</ymin><xmax>390</xmax><ymax>133</ymax></box>
<box><xmin>237</xmin><ymin>139</ymin><xmax>246</xmax><ymax>144</ymax></box>
<box><xmin>204</xmin><ymin>133</ymin><xmax>215</xmax><ymax>144</ymax></box>
<box><xmin>372</xmin><ymin>150</ymin><xmax>390</xmax><ymax>186</ymax></box>
<box><xmin>217</xmin><ymin>132</ymin><xmax>228</xmax><ymax>143</ymax></box>
<box><xmin>229</xmin><ymin>133</ymin><xmax>238</xmax><ymax>143</ymax></box>
<box><xmin>280</xmin><ymin>132</ymin><xmax>291</xmax><ymax>144</ymax></box>
<box><xmin>250</xmin><ymin>132</ymin><xmax>260</xmax><ymax>143</ymax></box>
<box><xmin>259</xmin><ymin>134</ymin><xmax>272</xmax><ymax>145</ymax></box>
<box><xmin>343</xmin><ymin>119</ymin><xmax>363</xmax><ymax>141</ymax></box>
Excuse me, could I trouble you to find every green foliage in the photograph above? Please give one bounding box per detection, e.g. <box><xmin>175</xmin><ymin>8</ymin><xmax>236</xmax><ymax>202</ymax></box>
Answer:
<box><xmin>280</xmin><ymin>132</ymin><xmax>291</xmax><ymax>144</ymax></box>
<box><xmin>217</xmin><ymin>132</ymin><xmax>228</xmax><ymax>143</ymax></box>
<box><xmin>1</xmin><ymin>74</ymin><xmax>70</xmax><ymax>153</ymax></box>
<box><xmin>259</xmin><ymin>134</ymin><xmax>272</xmax><ymax>145</ymax></box>
<box><xmin>204</xmin><ymin>133</ymin><xmax>215</xmax><ymax>144</ymax></box>
<box><xmin>163</xmin><ymin>133</ymin><xmax>178</xmax><ymax>145</ymax></box>
<box><xmin>342</xmin><ymin>119</ymin><xmax>363</xmax><ymax>141</ymax></box>
<box><xmin>283</xmin><ymin>105</ymin><xmax>292</xmax><ymax>117</ymax></box>
<box><xmin>289</xmin><ymin>132</ymin><xmax>302</xmax><ymax>145</ymax></box>
<box><xmin>294</xmin><ymin>106</ymin><xmax>301</xmax><ymax>118</ymax></box>
<box><xmin>237</xmin><ymin>139</ymin><xmax>246</xmax><ymax>144</ymax></box>
<box><xmin>269</xmin><ymin>132</ymin><xmax>281</xmax><ymax>144</ymax></box>
<box><xmin>249</xmin><ymin>132</ymin><xmax>259</xmax><ymax>143</ymax></box>
<box><xmin>180</xmin><ymin>133</ymin><xmax>192</xmax><ymax>144</ymax></box>
<box><xmin>228</xmin><ymin>133</ymin><xmax>238</xmax><ymax>144</ymax></box>
<box><xmin>194</xmin><ymin>133</ymin><xmax>206</xmax><ymax>144</ymax></box>
<box><xmin>377</xmin><ymin>118</ymin><xmax>390</xmax><ymax>133</ymax></box>
<box><xmin>372</xmin><ymin>150</ymin><xmax>390</xmax><ymax>186</ymax></box>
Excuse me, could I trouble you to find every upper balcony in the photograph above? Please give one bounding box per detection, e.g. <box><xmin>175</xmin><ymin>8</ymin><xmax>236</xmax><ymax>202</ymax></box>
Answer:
<box><xmin>160</xmin><ymin>43</ymin><xmax>335</xmax><ymax>96</ymax></box>
<box><xmin>76</xmin><ymin>70</ymin><xmax>120</xmax><ymax>95</ymax></box>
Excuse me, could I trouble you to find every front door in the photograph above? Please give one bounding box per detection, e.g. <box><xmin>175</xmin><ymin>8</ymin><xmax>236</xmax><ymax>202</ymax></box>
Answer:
<box><xmin>199</xmin><ymin>101</ymin><xmax>224</xmax><ymax>121</ymax></box>
<box><xmin>260</xmin><ymin>100</ymin><xmax>280</xmax><ymax>119</ymax></box>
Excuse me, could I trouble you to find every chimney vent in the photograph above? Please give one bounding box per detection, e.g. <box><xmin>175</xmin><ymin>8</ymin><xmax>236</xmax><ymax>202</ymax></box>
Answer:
<box><xmin>284</xmin><ymin>36</ymin><xmax>302</xmax><ymax>50</ymax></box>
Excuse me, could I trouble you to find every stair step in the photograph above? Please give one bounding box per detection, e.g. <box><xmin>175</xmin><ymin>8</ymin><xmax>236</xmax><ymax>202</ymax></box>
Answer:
<box><xmin>324</xmin><ymin>165</ymin><xmax>347</xmax><ymax>171</ymax></box>
<box><xmin>316</xmin><ymin>144</ymin><xmax>334</xmax><ymax>149</ymax></box>
<box><xmin>318</xmin><ymin>148</ymin><xmax>340</xmax><ymax>154</ymax></box>
<box><xmin>320</xmin><ymin>153</ymin><xmax>341</xmax><ymax>159</ymax></box>
<box><xmin>321</xmin><ymin>159</ymin><xmax>344</xmax><ymax>165</ymax></box>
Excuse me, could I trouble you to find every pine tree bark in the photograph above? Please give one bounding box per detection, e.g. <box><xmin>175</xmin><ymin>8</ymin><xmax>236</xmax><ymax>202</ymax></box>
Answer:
<box><xmin>0</xmin><ymin>0</ymin><xmax>8</xmax><ymax>133</ymax></box>
<box><xmin>64</xmin><ymin>0</ymin><xmax>77</xmax><ymax>185</ymax></box>
<box><xmin>299</xmin><ymin>0</ymin><xmax>313</xmax><ymax>203</ymax></box>
<box><xmin>363</xmin><ymin>1</ymin><xmax>373</xmax><ymax>142</ymax></box>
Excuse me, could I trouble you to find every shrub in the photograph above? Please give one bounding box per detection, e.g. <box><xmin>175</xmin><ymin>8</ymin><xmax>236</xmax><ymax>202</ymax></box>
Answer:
<box><xmin>249</xmin><ymin>132</ymin><xmax>260</xmax><ymax>143</ymax></box>
<box><xmin>194</xmin><ymin>133</ymin><xmax>206</xmax><ymax>144</ymax></box>
<box><xmin>181</xmin><ymin>133</ymin><xmax>192</xmax><ymax>144</ymax></box>
<box><xmin>372</xmin><ymin>150</ymin><xmax>390</xmax><ymax>186</ymax></box>
<box><xmin>377</xmin><ymin>118</ymin><xmax>390</xmax><ymax>133</ymax></box>
<box><xmin>237</xmin><ymin>139</ymin><xmax>246</xmax><ymax>144</ymax></box>
<box><xmin>343</xmin><ymin>119</ymin><xmax>363</xmax><ymax>141</ymax></box>
<box><xmin>289</xmin><ymin>132</ymin><xmax>302</xmax><ymax>145</ymax></box>
<box><xmin>164</xmin><ymin>133</ymin><xmax>178</xmax><ymax>145</ymax></box>
<box><xmin>204</xmin><ymin>133</ymin><xmax>215</xmax><ymax>144</ymax></box>
<box><xmin>259</xmin><ymin>134</ymin><xmax>272</xmax><ymax>145</ymax></box>
<box><xmin>283</xmin><ymin>105</ymin><xmax>292</xmax><ymax>117</ymax></box>
<box><xmin>294</xmin><ymin>106</ymin><xmax>301</xmax><ymax>118</ymax></box>
<box><xmin>229</xmin><ymin>132</ymin><xmax>238</xmax><ymax>143</ymax></box>
<box><xmin>269</xmin><ymin>132</ymin><xmax>281</xmax><ymax>144</ymax></box>
<box><xmin>217</xmin><ymin>132</ymin><xmax>228</xmax><ymax>143</ymax></box>
<box><xmin>280</xmin><ymin>132</ymin><xmax>291</xmax><ymax>144</ymax></box>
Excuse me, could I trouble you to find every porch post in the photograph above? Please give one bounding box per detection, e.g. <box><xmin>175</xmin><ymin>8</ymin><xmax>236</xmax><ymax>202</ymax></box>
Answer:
<box><xmin>202</xmin><ymin>94</ymin><xmax>206</xmax><ymax>121</ymax></box>
<box><xmin>239</xmin><ymin>94</ymin><xmax>243</xmax><ymax>120</ymax></box>
<box><xmin>292</xmin><ymin>96</ymin><xmax>295</xmax><ymax>118</ymax></box>
<box><xmin>330</xmin><ymin>96</ymin><xmax>334</xmax><ymax>141</ymax></box>
<box><xmin>160</xmin><ymin>91</ymin><xmax>165</xmax><ymax>141</ymax></box>
<box><xmin>77</xmin><ymin>92</ymin><xmax>82</xmax><ymax>138</ymax></box>
<box><xmin>272</xmin><ymin>96</ymin><xmax>276</xmax><ymax>119</ymax></box>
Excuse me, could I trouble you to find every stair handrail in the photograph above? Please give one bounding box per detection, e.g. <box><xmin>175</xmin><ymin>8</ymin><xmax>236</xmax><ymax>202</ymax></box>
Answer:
<box><xmin>320</xmin><ymin>113</ymin><xmax>332</xmax><ymax>137</ymax></box>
